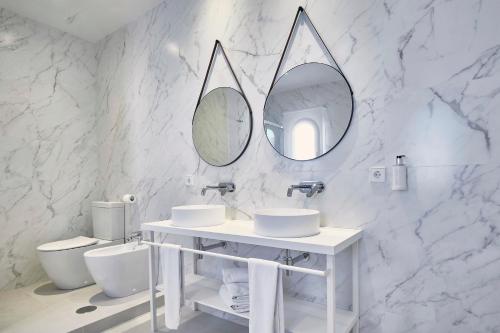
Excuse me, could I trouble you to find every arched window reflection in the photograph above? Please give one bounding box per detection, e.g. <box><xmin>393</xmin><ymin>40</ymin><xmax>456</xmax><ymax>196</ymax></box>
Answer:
<box><xmin>292</xmin><ymin>119</ymin><xmax>319</xmax><ymax>160</ymax></box>
<box><xmin>266</xmin><ymin>127</ymin><xmax>276</xmax><ymax>147</ymax></box>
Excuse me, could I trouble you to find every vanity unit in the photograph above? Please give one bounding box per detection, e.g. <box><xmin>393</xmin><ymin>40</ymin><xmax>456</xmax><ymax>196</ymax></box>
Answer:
<box><xmin>141</xmin><ymin>219</ymin><xmax>362</xmax><ymax>333</ymax></box>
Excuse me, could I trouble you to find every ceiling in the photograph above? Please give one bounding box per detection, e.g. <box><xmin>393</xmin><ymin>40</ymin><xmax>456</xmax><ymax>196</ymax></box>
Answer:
<box><xmin>0</xmin><ymin>0</ymin><xmax>166</xmax><ymax>42</ymax></box>
<box><xmin>272</xmin><ymin>63</ymin><xmax>342</xmax><ymax>94</ymax></box>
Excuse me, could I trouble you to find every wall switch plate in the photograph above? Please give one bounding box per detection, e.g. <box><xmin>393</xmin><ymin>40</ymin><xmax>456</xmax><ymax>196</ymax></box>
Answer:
<box><xmin>369</xmin><ymin>167</ymin><xmax>386</xmax><ymax>183</ymax></box>
<box><xmin>185</xmin><ymin>175</ymin><xmax>196</xmax><ymax>186</ymax></box>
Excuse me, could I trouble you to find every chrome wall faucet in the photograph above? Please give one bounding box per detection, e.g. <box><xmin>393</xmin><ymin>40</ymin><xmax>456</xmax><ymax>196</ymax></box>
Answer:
<box><xmin>287</xmin><ymin>181</ymin><xmax>325</xmax><ymax>197</ymax></box>
<box><xmin>126</xmin><ymin>231</ymin><xmax>142</xmax><ymax>245</ymax></box>
<box><xmin>201</xmin><ymin>182</ymin><xmax>235</xmax><ymax>196</ymax></box>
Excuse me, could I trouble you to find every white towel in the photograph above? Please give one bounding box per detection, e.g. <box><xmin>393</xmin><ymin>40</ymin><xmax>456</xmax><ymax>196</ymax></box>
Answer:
<box><xmin>222</xmin><ymin>267</ymin><xmax>248</xmax><ymax>284</ymax></box>
<box><xmin>160</xmin><ymin>244</ymin><xmax>182</xmax><ymax>330</ymax></box>
<box><xmin>219</xmin><ymin>285</ymin><xmax>250</xmax><ymax>314</ymax></box>
<box><xmin>226</xmin><ymin>282</ymin><xmax>249</xmax><ymax>298</ymax></box>
<box><xmin>232</xmin><ymin>294</ymin><xmax>249</xmax><ymax>303</ymax></box>
<box><xmin>231</xmin><ymin>304</ymin><xmax>250</xmax><ymax>313</ymax></box>
<box><xmin>219</xmin><ymin>285</ymin><xmax>249</xmax><ymax>306</ymax></box>
<box><xmin>248</xmin><ymin>259</ymin><xmax>284</xmax><ymax>333</ymax></box>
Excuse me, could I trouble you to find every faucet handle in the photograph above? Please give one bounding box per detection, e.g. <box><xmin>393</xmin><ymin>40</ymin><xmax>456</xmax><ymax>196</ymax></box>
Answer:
<box><xmin>287</xmin><ymin>181</ymin><xmax>325</xmax><ymax>197</ymax></box>
<box><xmin>219</xmin><ymin>182</ymin><xmax>235</xmax><ymax>195</ymax></box>
<box><xmin>306</xmin><ymin>182</ymin><xmax>325</xmax><ymax>197</ymax></box>
<box><xmin>127</xmin><ymin>231</ymin><xmax>142</xmax><ymax>243</ymax></box>
<box><xmin>201</xmin><ymin>182</ymin><xmax>235</xmax><ymax>196</ymax></box>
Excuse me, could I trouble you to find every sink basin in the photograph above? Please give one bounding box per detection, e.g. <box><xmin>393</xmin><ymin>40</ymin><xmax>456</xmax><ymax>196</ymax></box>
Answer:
<box><xmin>253</xmin><ymin>208</ymin><xmax>320</xmax><ymax>238</ymax></box>
<box><xmin>171</xmin><ymin>205</ymin><xmax>225</xmax><ymax>227</ymax></box>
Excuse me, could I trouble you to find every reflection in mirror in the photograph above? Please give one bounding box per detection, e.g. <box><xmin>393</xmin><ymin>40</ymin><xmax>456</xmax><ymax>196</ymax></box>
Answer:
<box><xmin>292</xmin><ymin>119</ymin><xmax>318</xmax><ymax>160</ymax></box>
<box><xmin>193</xmin><ymin>87</ymin><xmax>252</xmax><ymax>166</ymax></box>
<box><xmin>263</xmin><ymin>62</ymin><xmax>353</xmax><ymax>161</ymax></box>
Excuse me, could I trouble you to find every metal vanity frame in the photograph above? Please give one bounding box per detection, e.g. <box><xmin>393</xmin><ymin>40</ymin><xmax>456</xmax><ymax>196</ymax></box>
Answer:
<box><xmin>141</xmin><ymin>220</ymin><xmax>361</xmax><ymax>333</ymax></box>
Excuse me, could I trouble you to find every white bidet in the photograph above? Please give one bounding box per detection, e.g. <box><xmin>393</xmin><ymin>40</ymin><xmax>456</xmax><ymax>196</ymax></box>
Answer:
<box><xmin>84</xmin><ymin>242</ymin><xmax>149</xmax><ymax>298</ymax></box>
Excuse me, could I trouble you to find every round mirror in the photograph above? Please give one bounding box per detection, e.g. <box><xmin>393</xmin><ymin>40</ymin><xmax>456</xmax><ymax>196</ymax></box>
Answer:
<box><xmin>192</xmin><ymin>87</ymin><xmax>252</xmax><ymax>166</ymax></box>
<box><xmin>263</xmin><ymin>62</ymin><xmax>353</xmax><ymax>161</ymax></box>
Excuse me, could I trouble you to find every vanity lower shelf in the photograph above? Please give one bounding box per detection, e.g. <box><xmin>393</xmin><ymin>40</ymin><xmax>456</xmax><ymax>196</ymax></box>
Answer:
<box><xmin>158</xmin><ymin>275</ymin><xmax>357</xmax><ymax>333</ymax></box>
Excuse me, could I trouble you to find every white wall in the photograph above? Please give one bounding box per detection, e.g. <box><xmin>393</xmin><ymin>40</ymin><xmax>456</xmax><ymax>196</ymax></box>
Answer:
<box><xmin>1</xmin><ymin>0</ymin><xmax>499</xmax><ymax>331</ymax></box>
<box><xmin>94</xmin><ymin>0</ymin><xmax>500</xmax><ymax>332</ymax></box>
<box><xmin>0</xmin><ymin>8</ymin><xmax>99</xmax><ymax>290</ymax></box>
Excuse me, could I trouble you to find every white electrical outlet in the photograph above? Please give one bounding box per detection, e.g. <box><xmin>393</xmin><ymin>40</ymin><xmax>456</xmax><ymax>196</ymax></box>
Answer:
<box><xmin>185</xmin><ymin>175</ymin><xmax>196</xmax><ymax>186</ymax></box>
<box><xmin>369</xmin><ymin>167</ymin><xmax>386</xmax><ymax>183</ymax></box>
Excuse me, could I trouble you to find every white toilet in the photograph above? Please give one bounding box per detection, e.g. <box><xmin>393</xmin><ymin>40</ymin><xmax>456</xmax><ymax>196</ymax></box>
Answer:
<box><xmin>37</xmin><ymin>201</ymin><xmax>125</xmax><ymax>290</ymax></box>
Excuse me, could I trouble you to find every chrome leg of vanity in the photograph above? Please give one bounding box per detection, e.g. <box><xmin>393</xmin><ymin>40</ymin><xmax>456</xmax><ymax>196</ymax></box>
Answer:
<box><xmin>148</xmin><ymin>231</ymin><xmax>158</xmax><ymax>333</ymax></box>
<box><xmin>326</xmin><ymin>254</ymin><xmax>336</xmax><ymax>333</ymax></box>
<box><xmin>352</xmin><ymin>241</ymin><xmax>360</xmax><ymax>333</ymax></box>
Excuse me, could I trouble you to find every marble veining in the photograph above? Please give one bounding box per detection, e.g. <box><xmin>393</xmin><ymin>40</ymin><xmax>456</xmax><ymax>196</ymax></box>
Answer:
<box><xmin>0</xmin><ymin>8</ymin><xmax>99</xmax><ymax>290</ymax></box>
<box><xmin>94</xmin><ymin>0</ymin><xmax>500</xmax><ymax>332</ymax></box>
<box><xmin>0</xmin><ymin>0</ymin><xmax>499</xmax><ymax>332</ymax></box>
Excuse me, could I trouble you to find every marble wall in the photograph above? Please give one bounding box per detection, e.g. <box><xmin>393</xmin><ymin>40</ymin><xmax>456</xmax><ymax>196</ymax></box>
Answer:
<box><xmin>93</xmin><ymin>0</ymin><xmax>500</xmax><ymax>331</ymax></box>
<box><xmin>1</xmin><ymin>0</ymin><xmax>498</xmax><ymax>332</ymax></box>
<box><xmin>95</xmin><ymin>1</ymin><xmax>500</xmax><ymax>332</ymax></box>
<box><xmin>0</xmin><ymin>9</ymin><xmax>99</xmax><ymax>290</ymax></box>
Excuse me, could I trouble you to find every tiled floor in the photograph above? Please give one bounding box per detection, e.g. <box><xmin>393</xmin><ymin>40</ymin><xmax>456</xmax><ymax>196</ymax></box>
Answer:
<box><xmin>0</xmin><ymin>281</ymin><xmax>151</xmax><ymax>333</ymax></box>
<box><xmin>0</xmin><ymin>281</ymin><xmax>248</xmax><ymax>333</ymax></box>
<box><xmin>103</xmin><ymin>307</ymin><xmax>248</xmax><ymax>333</ymax></box>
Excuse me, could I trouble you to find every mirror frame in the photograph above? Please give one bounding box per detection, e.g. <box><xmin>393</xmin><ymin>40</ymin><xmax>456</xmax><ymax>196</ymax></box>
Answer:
<box><xmin>263</xmin><ymin>61</ymin><xmax>354</xmax><ymax>161</ymax></box>
<box><xmin>192</xmin><ymin>86</ymin><xmax>253</xmax><ymax>167</ymax></box>
<box><xmin>263</xmin><ymin>6</ymin><xmax>355</xmax><ymax>161</ymax></box>
<box><xmin>192</xmin><ymin>40</ymin><xmax>253</xmax><ymax>167</ymax></box>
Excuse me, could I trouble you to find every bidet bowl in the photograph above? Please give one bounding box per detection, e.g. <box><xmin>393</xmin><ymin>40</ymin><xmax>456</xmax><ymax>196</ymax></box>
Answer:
<box><xmin>254</xmin><ymin>208</ymin><xmax>320</xmax><ymax>238</ymax></box>
<box><xmin>171</xmin><ymin>204</ymin><xmax>225</xmax><ymax>227</ymax></box>
<box><xmin>84</xmin><ymin>243</ymin><xmax>149</xmax><ymax>298</ymax></box>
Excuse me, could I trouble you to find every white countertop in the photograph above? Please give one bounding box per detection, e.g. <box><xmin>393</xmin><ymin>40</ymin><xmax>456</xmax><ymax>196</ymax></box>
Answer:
<box><xmin>141</xmin><ymin>219</ymin><xmax>361</xmax><ymax>255</ymax></box>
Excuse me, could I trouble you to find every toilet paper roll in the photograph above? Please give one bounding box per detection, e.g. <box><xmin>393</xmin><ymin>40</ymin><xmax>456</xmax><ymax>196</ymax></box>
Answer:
<box><xmin>122</xmin><ymin>194</ymin><xmax>136</xmax><ymax>203</ymax></box>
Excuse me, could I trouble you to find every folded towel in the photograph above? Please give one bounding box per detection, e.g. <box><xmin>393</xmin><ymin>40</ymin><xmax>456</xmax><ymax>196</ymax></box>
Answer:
<box><xmin>160</xmin><ymin>244</ymin><xmax>182</xmax><ymax>330</ymax></box>
<box><xmin>231</xmin><ymin>304</ymin><xmax>250</xmax><ymax>313</ymax></box>
<box><xmin>219</xmin><ymin>285</ymin><xmax>249</xmax><ymax>309</ymax></box>
<box><xmin>226</xmin><ymin>282</ymin><xmax>249</xmax><ymax>298</ymax></box>
<box><xmin>222</xmin><ymin>267</ymin><xmax>248</xmax><ymax>284</ymax></box>
<box><xmin>232</xmin><ymin>295</ymin><xmax>249</xmax><ymax>302</ymax></box>
<box><xmin>249</xmin><ymin>258</ymin><xmax>284</xmax><ymax>333</ymax></box>
<box><xmin>231</xmin><ymin>304</ymin><xmax>250</xmax><ymax>314</ymax></box>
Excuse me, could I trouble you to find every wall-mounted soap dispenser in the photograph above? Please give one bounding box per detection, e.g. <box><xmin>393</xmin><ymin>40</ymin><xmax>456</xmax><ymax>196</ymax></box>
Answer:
<box><xmin>392</xmin><ymin>155</ymin><xmax>407</xmax><ymax>191</ymax></box>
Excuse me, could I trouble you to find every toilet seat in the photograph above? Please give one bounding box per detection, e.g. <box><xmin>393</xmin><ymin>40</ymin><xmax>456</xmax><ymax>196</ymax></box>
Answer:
<box><xmin>37</xmin><ymin>237</ymin><xmax>118</xmax><ymax>290</ymax></box>
<box><xmin>37</xmin><ymin>236</ymin><xmax>98</xmax><ymax>252</ymax></box>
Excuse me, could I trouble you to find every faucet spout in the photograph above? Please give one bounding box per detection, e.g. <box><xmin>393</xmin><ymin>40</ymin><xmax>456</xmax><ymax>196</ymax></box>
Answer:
<box><xmin>201</xmin><ymin>182</ymin><xmax>235</xmax><ymax>196</ymax></box>
<box><xmin>307</xmin><ymin>184</ymin><xmax>322</xmax><ymax>197</ymax></box>
<box><xmin>287</xmin><ymin>181</ymin><xmax>325</xmax><ymax>198</ymax></box>
<box><xmin>126</xmin><ymin>231</ymin><xmax>142</xmax><ymax>245</ymax></box>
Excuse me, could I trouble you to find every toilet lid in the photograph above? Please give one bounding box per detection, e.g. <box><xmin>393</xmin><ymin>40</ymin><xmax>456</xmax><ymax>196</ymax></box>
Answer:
<box><xmin>37</xmin><ymin>236</ymin><xmax>99</xmax><ymax>252</ymax></box>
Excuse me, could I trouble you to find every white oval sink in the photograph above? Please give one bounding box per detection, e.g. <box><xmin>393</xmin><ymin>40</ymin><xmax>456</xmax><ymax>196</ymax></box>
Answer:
<box><xmin>171</xmin><ymin>205</ymin><xmax>225</xmax><ymax>227</ymax></box>
<box><xmin>254</xmin><ymin>208</ymin><xmax>320</xmax><ymax>238</ymax></box>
